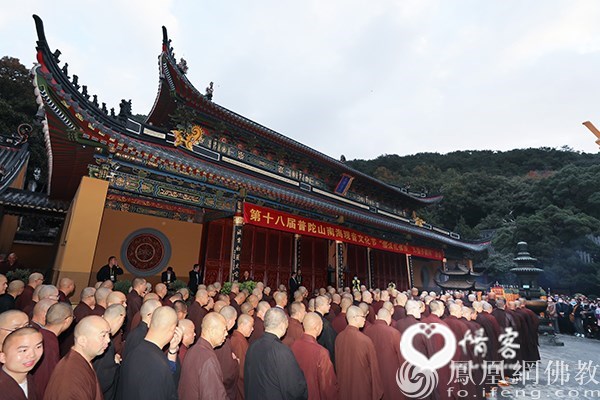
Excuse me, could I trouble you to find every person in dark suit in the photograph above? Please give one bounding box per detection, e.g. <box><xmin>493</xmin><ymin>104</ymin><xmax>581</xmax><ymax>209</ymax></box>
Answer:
<box><xmin>96</xmin><ymin>256</ymin><xmax>124</xmax><ymax>283</ymax></box>
<box><xmin>289</xmin><ymin>271</ymin><xmax>300</xmax><ymax>295</ymax></box>
<box><xmin>188</xmin><ymin>264</ymin><xmax>201</xmax><ymax>294</ymax></box>
<box><xmin>161</xmin><ymin>267</ymin><xmax>177</xmax><ymax>285</ymax></box>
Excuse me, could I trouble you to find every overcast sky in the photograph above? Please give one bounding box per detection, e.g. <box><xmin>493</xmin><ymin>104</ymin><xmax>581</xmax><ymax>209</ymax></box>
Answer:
<box><xmin>3</xmin><ymin>1</ymin><xmax>600</xmax><ymax>160</ymax></box>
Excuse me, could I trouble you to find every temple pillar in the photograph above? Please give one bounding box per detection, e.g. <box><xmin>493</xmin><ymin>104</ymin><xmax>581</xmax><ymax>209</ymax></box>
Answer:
<box><xmin>335</xmin><ymin>240</ymin><xmax>344</xmax><ymax>289</ymax></box>
<box><xmin>52</xmin><ymin>176</ymin><xmax>108</xmax><ymax>300</ymax></box>
<box><xmin>367</xmin><ymin>247</ymin><xmax>373</xmax><ymax>289</ymax></box>
<box><xmin>406</xmin><ymin>254</ymin><xmax>414</xmax><ymax>289</ymax></box>
<box><xmin>229</xmin><ymin>204</ymin><xmax>244</xmax><ymax>282</ymax></box>
<box><xmin>293</xmin><ymin>234</ymin><xmax>301</xmax><ymax>273</ymax></box>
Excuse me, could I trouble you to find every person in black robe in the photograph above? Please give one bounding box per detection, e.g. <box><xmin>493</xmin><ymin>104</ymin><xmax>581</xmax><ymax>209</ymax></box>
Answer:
<box><xmin>122</xmin><ymin>299</ymin><xmax>161</xmax><ymax>361</ymax></box>
<box><xmin>93</xmin><ymin>304</ymin><xmax>125</xmax><ymax>400</ymax></box>
<box><xmin>124</xmin><ymin>278</ymin><xmax>146</xmax><ymax>338</ymax></box>
<box><xmin>244</xmin><ymin>308</ymin><xmax>307</xmax><ymax>400</ymax></box>
<box><xmin>117</xmin><ymin>306</ymin><xmax>182</xmax><ymax>400</ymax></box>
<box><xmin>96</xmin><ymin>256</ymin><xmax>124</xmax><ymax>283</ymax></box>
<box><xmin>0</xmin><ymin>279</ymin><xmax>23</xmax><ymax>314</ymax></box>
<box><xmin>314</xmin><ymin>296</ymin><xmax>336</xmax><ymax>365</ymax></box>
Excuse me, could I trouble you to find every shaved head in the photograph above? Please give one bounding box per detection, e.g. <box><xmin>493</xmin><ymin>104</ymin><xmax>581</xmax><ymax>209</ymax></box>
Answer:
<box><xmin>340</xmin><ymin>297</ymin><xmax>353</xmax><ymax>312</ymax></box>
<box><xmin>178</xmin><ymin>319</ymin><xmax>196</xmax><ymax>347</ymax></box>
<box><xmin>7</xmin><ymin>280</ymin><xmax>24</xmax><ymax>296</ymax></box>
<box><xmin>38</xmin><ymin>285</ymin><xmax>59</xmax><ymax>301</ymax></box>
<box><xmin>103</xmin><ymin>304</ymin><xmax>126</xmax><ymax>335</ymax></box>
<box><xmin>32</xmin><ymin>298</ymin><xmax>57</xmax><ymax>325</ymax></box>
<box><xmin>220</xmin><ymin>306</ymin><xmax>238</xmax><ymax>330</ymax></box>
<box><xmin>376</xmin><ymin>308</ymin><xmax>392</xmax><ymax>325</ymax></box>
<box><xmin>74</xmin><ymin>315</ymin><xmax>111</xmax><ymax>361</ymax></box>
<box><xmin>264</xmin><ymin>308</ymin><xmax>288</xmax><ymax>338</ymax></box>
<box><xmin>46</xmin><ymin>302</ymin><xmax>73</xmax><ymax>326</ymax></box>
<box><xmin>346</xmin><ymin>305</ymin><xmax>364</xmax><ymax>328</ymax></box>
<box><xmin>95</xmin><ymin>287</ymin><xmax>112</xmax><ymax>307</ymax></box>
<box><xmin>143</xmin><ymin>292</ymin><xmax>160</xmax><ymax>302</ymax></box>
<box><xmin>2</xmin><ymin>327</ymin><xmax>42</xmax><ymax>354</ymax></box>
<box><xmin>256</xmin><ymin>301</ymin><xmax>271</xmax><ymax>319</ymax></box>
<box><xmin>107</xmin><ymin>291</ymin><xmax>127</xmax><ymax>307</ymax></box>
<box><xmin>0</xmin><ymin>310</ymin><xmax>29</xmax><ymax>351</ymax></box>
<box><xmin>237</xmin><ymin>314</ymin><xmax>254</xmax><ymax>329</ymax></box>
<box><xmin>140</xmin><ymin>299</ymin><xmax>162</xmax><ymax>324</ymax></box>
<box><xmin>382</xmin><ymin>301</ymin><xmax>394</xmax><ymax>314</ymax></box>
<box><xmin>201</xmin><ymin>312</ymin><xmax>228</xmax><ymax>348</ymax></box>
<box><xmin>150</xmin><ymin>306</ymin><xmax>178</xmax><ymax>330</ymax></box>
<box><xmin>302</xmin><ymin>312</ymin><xmax>323</xmax><ymax>338</ymax></box>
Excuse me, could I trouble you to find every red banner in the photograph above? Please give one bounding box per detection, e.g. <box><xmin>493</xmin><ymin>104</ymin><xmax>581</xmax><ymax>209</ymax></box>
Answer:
<box><xmin>243</xmin><ymin>203</ymin><xmax>444</xmax><ymax>260</ymax></box>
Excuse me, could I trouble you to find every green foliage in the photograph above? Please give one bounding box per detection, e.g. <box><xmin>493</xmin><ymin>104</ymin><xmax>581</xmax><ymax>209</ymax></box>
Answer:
<box><xmin>114</xmin><ymin>280</ymin><xmax>132</xmax><ymax>295</ymax></box>
<box><xmin>349</xmin><ymin>148</ymin><xmax>600</xmax><ymax>294</ymax></box>
<box><xmin>170</xmin><ymin>279</ymin><xmax>187</xmax><ymax>292</ymax></box>
<box><xmin>0</xmin><ymin>56</ymin><xmax>48</xmax><ymax>185</ymax></box>
<box><xmin>221</xmin><ymin>281</ymin><xmax>257</xmax><ymax>295</ymax></box>
<box><xmin>6</xmin><ymin>269</ymin><xmax>31</xmax><ymax>283</ymax></box>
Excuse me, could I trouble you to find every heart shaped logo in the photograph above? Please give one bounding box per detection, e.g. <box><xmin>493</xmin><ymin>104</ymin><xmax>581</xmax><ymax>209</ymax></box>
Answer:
<box><xmin>400</xmin><ymin>323</ymin><xmax>456</xmax><ymax>371</ymax></box>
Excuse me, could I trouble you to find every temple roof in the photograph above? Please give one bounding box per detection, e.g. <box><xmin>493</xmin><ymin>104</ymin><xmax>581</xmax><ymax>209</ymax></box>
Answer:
<box><xmin>0</xmin><ymin>135</ymin><xmax>29</xmax><ymax>193</ymax></box>
<box><xmin>0</xmin><ymin>188</ymin><xmax>69</xmax><ymax>216</ymax></box>
<box><xmin>146</xmin><ymin>26</ymin><xmax>443</xmax><ymax>209</ymax></box>
<box><xmin>30</xmin><ymin>15</ymin><xmax>490</xmax><ymax>254</ymax></box>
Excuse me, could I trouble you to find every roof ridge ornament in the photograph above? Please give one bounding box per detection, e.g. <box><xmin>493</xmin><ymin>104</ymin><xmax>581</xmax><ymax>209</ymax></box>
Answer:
<box><xmin>205</xmin><ymin>82</ymin><xmax>214</xmax><ymax>101</ymax></box>
<box><xmin>162</xmin><ymin>26</ymin><xmax>175</xmax><ymax>59</ymax></box>
<box><xmin>32</xmin><ymin>14</ymin><xmax>48</xmax><ymax>46</ymax></box>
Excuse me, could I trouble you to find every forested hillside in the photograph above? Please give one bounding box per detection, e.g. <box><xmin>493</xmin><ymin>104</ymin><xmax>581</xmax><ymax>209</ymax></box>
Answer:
<box><xmin>348</xmin><ymin>149</ymin><xmax>600</xmax><ymax>294</ymax></box>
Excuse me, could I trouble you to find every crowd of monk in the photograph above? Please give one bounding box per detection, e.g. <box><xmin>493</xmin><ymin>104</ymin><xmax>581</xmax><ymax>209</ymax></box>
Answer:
<box><xmin>0</xmin><ymin>271</ymin><xmax>540</xmax><ymax>400</ymax></box>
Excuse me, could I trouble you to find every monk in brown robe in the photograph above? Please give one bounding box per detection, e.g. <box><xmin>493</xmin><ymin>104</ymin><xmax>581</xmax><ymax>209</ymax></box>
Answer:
<box><xmin>421</xmin><ymin>300</ymin><xmax>458</xmax><ymax>400</ymax></box>
<box><xmin>59</xmin><ymin>287</ymin><xmax>97</xmax><ymax>357</ymax></box>
<box><xmin>362</xmin><ymin>291</ymin><xmax>377</xmax><ymax>325</ymax></box>
<box><xmin>92</xmin><ymin>287</ymin><xmax>111</xmax><ymax>317</ymax></box>
<box><xmin>179</xmin><ymin>312</ymin><xmax>229</xmax><ymax>400</ymax></box>
<box><xmin>364</xmin><ymin>308</ymin><xmax>404</xmax><ymax>400</ymax></box>
<box><xmin>215</xmin><ymin>306</ymin><xmax>240</xmax><ymax>400</ymax></box>
<box><xmin>473</xmin><ymin>301</ymin><xmax>500</xmax><ymax>362</ymax></box>
<box><xmin>230</xmin><ymin>314</ymin><xmax>254</xmax><ymax>400</ymax></box>
<box><xmin>15</xmin><ymin>273</ymin><xmax>44</xmax><ymax>312</ymax></box>
<box><xmin>443</xmin><ymin>303</ymin><xmax>478</xmax><ymax>398</ymax></box>
<box><xmin>328</xmin><ymin>294</ymin><xmax>341</xmax><ymax>322</ymax></box>
<box><xmin>57</xmin><ymin>278</ymin><xmax>75</xmax><ymax>304</ymax></box>
<box><xmin>32</xmin><ymin>303</ymin><xmax>73</xmax><ymax>399</ymax></box>
<box><xmin>332</xmin><ymin>297</ymin><xmax>352</xmax><ymax>334</ymax></box>
<box><xmin>44</xmin><ymin>315</ymin><xmax>111</xmax><ymax>400</ymax></box>
<box><xmin>0</xmin><ymin>310</ymin><xmax>30</xmax><ymax>352</ymax></box>
<box><xmin>177</xmin><ymin>319</ymin><xmax>196</xmax><ymax>363</ymax></box>
<box><xmin>74</xmin><ymin>287</ymin><xmax>97</xmax><ymax>321</ymax></box>
<box><xmin>282</xmin><ymin>301</ymin><xmax>305</xmax><ymax>346</ymax></box>
<box><xmin>392</xmin><ymin>293</ymin><xmax>407</xmax><ymax>321</ymax></box>
<box><xmin>291</xmin><ymin>312</ymin><xmax>339</xmax><ymax>400</ymax></box>
<box><xmin>188</xmin><ymin>289</ymin><xmax>210</xmax><ymax>337</ymax></box>
<box><xmin>516</xmin><ymin>299</ymin><xmax>540</xmax><ymax>362</ymax></box>
<box><xmin>335</xmin><ymin>305</ymin><xmax>383</xmax><ymax>400</ymax></box>
<box><xmin>0</xmin><ymin>327</ymin><xmax>43</xmax><ymax>400</ymax></box>
<box><xmin>248</xmin><ymin>301</ymin><xmax>270</xmax><ymax>345</ymax></box>
<box><xmin>30</xmin><ymin>299</ymin><xmax>56</xmax><ymax>330</ymax></box>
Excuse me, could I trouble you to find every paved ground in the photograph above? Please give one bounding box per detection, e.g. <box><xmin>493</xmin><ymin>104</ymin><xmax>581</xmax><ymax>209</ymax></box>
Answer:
<box><xmin>498</xmin><ymin>334</ymin><xmax>600</xmax><ymax>399</ymax></box>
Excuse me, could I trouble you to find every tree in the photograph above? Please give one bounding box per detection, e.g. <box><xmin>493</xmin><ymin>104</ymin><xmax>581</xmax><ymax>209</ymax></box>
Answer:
<box><xmin>0</xmin><ymin>56</ymin><xmax>47</xmax><ymax>185</ymax></box>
